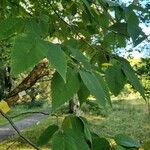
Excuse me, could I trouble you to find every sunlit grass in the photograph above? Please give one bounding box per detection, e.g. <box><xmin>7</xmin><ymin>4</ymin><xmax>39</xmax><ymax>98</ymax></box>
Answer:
<box><xmin>87</xmin><ymin>98</ymin><xmax>150</xmax><ymax>142</ymax></box>
<box><xmin>0</xmin><ymin>140</ymin><xmax>50</xmax><ymax>150</ymax></box>
<box><xmin>0</xmin><ymin>98</ymin><xmax>149</xmax><ymax>149</ymax></box>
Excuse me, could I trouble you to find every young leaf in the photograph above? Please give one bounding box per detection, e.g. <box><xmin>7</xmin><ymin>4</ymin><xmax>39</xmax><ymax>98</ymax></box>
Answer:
<box><xmin>37</xmin><ymin>124</ymin><xmax>59</xmax><ymax>146</ymax></box>
<box><xmin>52</xmin><ymin>129</ymin><xmax>90</xmax><ymax>150</ymax></box>
<box><xmin>119</xmin><ymin>58</ymin><xmax>145</xmax><ymax>99</ymax></box>
<box><xmin>114</xmin><ymin>134</ymin><xmax>140</xmax><ymax>148</ymax></box>
<box><xmin>43</xmin><ymin>42</ymin><xmax>67</xmax><ymax>82</ymax></box>
<box><xmin>11</xmin><ymin>34</ymin><xmax>45</xmax><ymax>75</ymax></box>
<box><xmin>105</xmin><ymin>61</ymin><xmax>126</xmax><ymax>96</ymax></box>
<box><xmin>0</xmin><ymin>100</ymin><xmax>10</xmax><ymax>113</ymax></box>
<box><xmin>51</xmin><ymin>68</ymin><xmax>80</xmax><ymax>111</ymax></box>
<box><xmin>79</xmin><ymin>70</ymin><xmax>106</xmax><ymax>107</ymax></box>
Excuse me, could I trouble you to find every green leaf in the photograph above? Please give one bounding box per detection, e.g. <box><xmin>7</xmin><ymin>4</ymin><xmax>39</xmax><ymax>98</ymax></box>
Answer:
<box><xmin>62</xmin><ymin>115</ymin><xmax>84</xmax><ymax>135</ymax></box>
<box><xmin>95</xmin><ymin>73</ymin><xmax>112</xmax><ymax>106</ymax></box>
<box><xmin>117</xmin><ymin>35</ymin><xmax>126</xmax><ymax>48</ymax></box>
<box><xmin>109</xmin><ymin>23</ymin><xmax>128</xmax><ymax>36</ymax></box>
<box><xmin>51</xmin><ymin>68</ymin><xmax>80</xmax><ymax>111</ymax></box>
<box><xmin>67</xmin><ymin>46</ymin><xmax>91</xmax><ymax>70</ymax></box>
<box><xmin>37</xmin><ymin>124</ymin><xmax>59</xmax><ymax>146</ymax></box>
<box><xmin>62</xmin><ymin>115</ymin><xmax>92</xmax><ymax>145</ymax></box>
<box><xmin>0</xmin><ymin>17</ymin><xmax>24</xmax><ymax>40</ymax></box>
<box><xmin>78</xmin><ymin>81</ymin><xmax>90</xmax><ymax>105</ymax></box>
<box><xmin>125</xmin><ymin>8</ymin><xmax>139</xmax><ymax>27</ymax></box>
<box><xmin>11</xmin><ymin>34</ymin><xmax>45</xmax><ymax>75</ymax></box>
<box><xmin>133</xmin><ymin>30</ymin><xmax>147</xmax><ymax>46</ymax></box>
<box><xmin>115</xmin><ymin>6</ymin><xmax>124</xmax><ymax>21</ymax></box>
<box><xmin>99</xmin><ymin>13</ymin><xmax>109</xmax><ymax>29</ymax></box>
<box><xmin>114</xmin><ymin>134</ymin><xmax>140</xmax><ymax>148</ymax></box>
<box><xmin>52</xmin><ymin>129</ymin><xmax>90</xmax><ymax>150</ymax></box>
<box><xmin>125</xmin><ymin>8</ymin><xmax>147</xmax><ymax>46</ymax></box>
<box><xmin>79</xmin><ymin>117</ymin><xmax>92</xmax><ymax>143</ymax></box>
<box><xmin>86</xmin><ymin>24</ymin><xmax>98</xmax><ymax>34</ymax></box>
<box><xmin>25</xmin><ymin>18</ymin><xmax>49</xmax><ymax>37</ymax></box>
<box><xmin>79</xmin><ymin>70</ymin><xmax>106</xmax><ymax>107</ymax></box>
<box><xmin>119</xmin><ymin>58</ymin><xmax>145</xmax><ymax>99</ymax></box>
<box><xmin>43</xmin><ymin>42</ymin><xmax>67</xmax><ymax>82</ymax></box>
<box><xmin>105</xmin><ymin>61</ymin><xmax>126</xmax><ymax>96</ymax></box>
<box><xmin>91</xmin><ymin>133</ymin><xmax>111</xmax><ymax>150</ymax></box>
<box><xmin>81</xmin><ymin>0</ymin><xmax>93</xmax><ymax>17</ymax></box>
<box><xmin>129</xmin><ymin>4</ymin><xmax>150</xmax><ymax>14</ymax></box>
<box><xmin>102</xmin><ymin>32</ymin><xmax>116</xmax><ymax>49</ymax></box>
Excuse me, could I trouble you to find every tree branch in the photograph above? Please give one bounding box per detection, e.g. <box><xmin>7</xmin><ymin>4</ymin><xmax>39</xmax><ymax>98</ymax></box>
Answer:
<box><xmin>5</xmin><ymin>58</ymin><xmax>51</xmax><ymax>106</ymax></box>
<box><xmin>0</xmin><ymin>109</ymin><xmax>39</xmax><ymax>150</ymax></box>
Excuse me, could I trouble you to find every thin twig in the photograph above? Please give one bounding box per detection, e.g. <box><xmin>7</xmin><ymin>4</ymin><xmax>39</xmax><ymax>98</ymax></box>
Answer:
<box><xmin>11</xmin><ymin>111</ymin><xmax>50</xmax><ymax>119</ymax></box>
<box><xmin>0</xmin><ymin>109</ymin><xmax>40</xmax><ymax>150</ymax></box>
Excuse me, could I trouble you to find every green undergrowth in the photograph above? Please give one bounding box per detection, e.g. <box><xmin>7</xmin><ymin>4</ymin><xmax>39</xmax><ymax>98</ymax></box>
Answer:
<box><xmin>0</xmin><ymin>98</ymin><xmax>150</xmax><ymax>150</ymax></box>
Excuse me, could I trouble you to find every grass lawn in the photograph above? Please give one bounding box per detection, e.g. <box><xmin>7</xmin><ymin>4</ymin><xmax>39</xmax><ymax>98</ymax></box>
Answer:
<box><xmin>0</xmin><ymin>98</ymin><xmax>150</xmax><ymax>150</ymax></box>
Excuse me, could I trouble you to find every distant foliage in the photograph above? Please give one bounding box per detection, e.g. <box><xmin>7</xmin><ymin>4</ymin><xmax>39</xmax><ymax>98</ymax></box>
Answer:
<box><xmin>134</xmin><ymin>58</ymin><xmax>150</xmax><ymax>99</ymax></box>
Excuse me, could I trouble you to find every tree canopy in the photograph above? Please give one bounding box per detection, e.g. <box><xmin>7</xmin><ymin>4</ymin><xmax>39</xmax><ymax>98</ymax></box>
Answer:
<box><xmin>0</xmin><ymin>0</ymin><xmax>150</xmax><ymax>149</ymax></box>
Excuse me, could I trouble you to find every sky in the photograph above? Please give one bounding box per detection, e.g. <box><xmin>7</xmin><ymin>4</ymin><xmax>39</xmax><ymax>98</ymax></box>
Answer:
<box><xmin>129</xmin><ymin>26</ymin><xmax>149</xmax><ymax>58</ymax></box>
<box><xmin>118</xmin><ymin>0</ymin><xmax>150</xmax><ymax>58</ymax></box>
<box><xmin>124</xmin><ymin>24</ymin><xmax>150</xmax><ymax>58</ymax></box>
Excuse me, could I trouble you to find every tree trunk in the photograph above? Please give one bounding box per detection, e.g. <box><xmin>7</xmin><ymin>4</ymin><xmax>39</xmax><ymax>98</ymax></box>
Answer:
<box><xmin>68</xmin><ymin>95</ymin><xmax>79</xmax><ymax>113</ymax></box>
<box><xmin>69</xmin><ymin>100</ymin><xmax>75</xmax><ymax>113</ymax></box>
<box><xmin>5</xmin><ymin>59</ymin><xmax>51</xmax><ymax>107</ymax></box>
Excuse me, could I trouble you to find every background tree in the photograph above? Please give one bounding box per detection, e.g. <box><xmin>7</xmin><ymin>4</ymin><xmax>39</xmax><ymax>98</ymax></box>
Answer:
<box><xmin>133</xmin><ymin>58</ymin><xmax>150</xmax><ymax>113</ymax></box>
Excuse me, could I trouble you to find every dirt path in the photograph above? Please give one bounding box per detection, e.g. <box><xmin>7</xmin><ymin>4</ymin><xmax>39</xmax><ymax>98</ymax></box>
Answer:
<box><xmin>0</xmin><ymin>113</ymin><xmax>48</xmax><ymax>141</ymax></box>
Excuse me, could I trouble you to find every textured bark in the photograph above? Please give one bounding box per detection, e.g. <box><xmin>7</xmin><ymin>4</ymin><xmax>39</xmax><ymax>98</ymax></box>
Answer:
<box><xmin>68</xmin><ymin>95</ymin><xmax>79</xmax><ymax>113</ymax></box>
<box><xmin>68</xmin><ymin>99</ymin><xmax>75</xmax><ymax>113</ymax></box>
<box><xmin>5</xmin><ymin>59</ymin><xmax>51</xmax><ymax>106</ymax></box>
